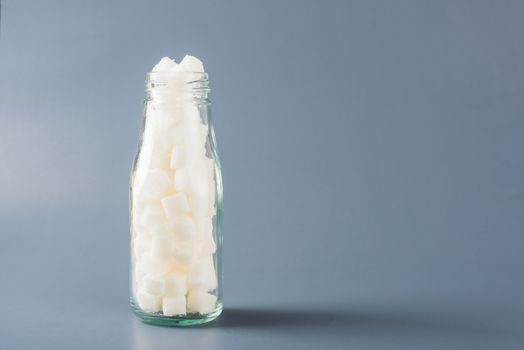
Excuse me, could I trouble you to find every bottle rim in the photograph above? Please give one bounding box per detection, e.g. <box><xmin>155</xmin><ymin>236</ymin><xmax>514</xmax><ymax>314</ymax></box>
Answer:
<box><xmin>145</xmin><ymin>72</ymin><xmax>210</xmax><ymax>99</ymax></box>
<box><xmin>146</xmin><ymin>71</ymin><xmax>208</xmax><ymax>78</ymax></box>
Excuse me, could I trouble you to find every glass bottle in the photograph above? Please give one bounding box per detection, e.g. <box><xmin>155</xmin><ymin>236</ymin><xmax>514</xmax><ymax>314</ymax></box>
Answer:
<box><xmin>129</xmin><ymin>71</ymin><xmax>223</xmax><ymax>326</ymax></box>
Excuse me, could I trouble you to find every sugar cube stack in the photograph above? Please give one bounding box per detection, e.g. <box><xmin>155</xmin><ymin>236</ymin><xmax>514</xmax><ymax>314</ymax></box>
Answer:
<box><xmin>131</xmin><ymin>55</ymin><xmax>218</xmax><ymax>315</ymax></box>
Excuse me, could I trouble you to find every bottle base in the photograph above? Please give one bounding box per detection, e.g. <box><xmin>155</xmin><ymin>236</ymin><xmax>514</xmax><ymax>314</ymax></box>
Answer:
<box><xmin>131</xmin><ymin>299</ymin><xmax>223</xmax><ymax>327</ymax></box>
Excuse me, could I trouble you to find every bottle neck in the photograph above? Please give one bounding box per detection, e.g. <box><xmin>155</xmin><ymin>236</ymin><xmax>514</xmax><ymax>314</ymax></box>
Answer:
<box><xmin>146</xmin><ymin>72</ymin><xmax>210</xmax><ymax>105</ymax></box>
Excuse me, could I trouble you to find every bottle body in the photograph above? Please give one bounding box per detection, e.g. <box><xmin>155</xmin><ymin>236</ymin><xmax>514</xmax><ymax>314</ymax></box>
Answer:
<box><xmin>129</xmin><ymin>72</ymin><xmax>222</xmax><ymax>326</ymax></box>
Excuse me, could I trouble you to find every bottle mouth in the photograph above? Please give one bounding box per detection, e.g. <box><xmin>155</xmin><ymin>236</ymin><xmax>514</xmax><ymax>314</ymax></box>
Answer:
<box><xmin>145</xmin><ymin>72</ymin><xmax>210</xmax><ymax>100</ymax></box>
<box><xmin>147</xmin><ymin>71</ymin><xmax>208</xmax><ymax>79</ymax></box>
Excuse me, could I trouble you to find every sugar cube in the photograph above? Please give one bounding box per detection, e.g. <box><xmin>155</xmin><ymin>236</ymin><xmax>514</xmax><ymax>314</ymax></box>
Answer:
<box><xmin>133</xmin><ymin>232</ymin><xmax>152</xmax><ymax>257</ymax></box>
<box><xmin>162</xmin><ymin>296</ymin><xmax>186</xmax><ymax>316</ymax></box>
<box><xmin>139</xmin><ymin>252</ymin><xmax>170</xmax><ymax>277</ymax></box>
<box><xmin>164</xmin><ymin>272</ymin><xmax>187</xmax><ymax>296</ymax></box>
<box><xmin>187</xmin><ymin>256</ymin><xmax>217</xmax><ymax>292</ymax></box>
<box><xmin>152</xmin><ymin>57</ymin><xmax>177</xmax><ymax>72</ymax></box>
<box><xmin>180</xmin><ymin>55</ymin><xmax>205</xmax><ymax>73</ymax></box>
<box><xmin>187</xmin><ymin>291</ymin><xmax>217</xmax><ymax>314</ymax></box>
<box><xmin>134</xmin><ymin>264</ymin><xmax>146</xmax><ymax>285</ymax></box>
<box><xmin>151</xmin><ymin>235</ymin><xmax>173</xmax><ymax>259</ymax></box>
<box><xmin>196</xmin><ymin>218</ymin><xmax>216</xmax><ymax>255</ymax></box>
<box><xmin>174</xmin><ymin>168</ymin><xmax>191</xmax><ymax>193</ymax></box>
<box><xmin>170</xmin><ymin>146</ymin><xmax>200</xmax><ymax>170</ymax></box>
<box><xmin>188</xmin><ymin>163</ymin><xmax>212</xmax><ymax>217</ymax></box>
<box><xmin>161</xmin><ymin>193</ymin><xmax>190</xmax><ymax>218</ymax></box>
<box><xmin>172</xmin><ymin>240</ymin><xmax>196</xmax><ymax>267</ymax></box>
<box><xmin>136</xmin><ymin>125</ymin><xmax>172</xmax><ymax>171</ymax></box>
<box><xmin>137</xmin><ymin>200</ymin><xmax>164</xmax><ymax>224</ymax></box>
<box><xmin>137</xmin><ymin>290</ymin><xmax>162</xmax><ymax>313</ymax></box>
<box><xmin>142</xmin><ymin>274</ymin><xmax>166</xmax><ymax>296</ymax></box>
<box><xmin>171</xmin><ymin>216</ymin><xmax>196</xmax><ymax>241</ymax></box>
<box><xmin>139</xmin><ymin>169</ymin><xmax>171</xmax><ymax>199</ymax></box>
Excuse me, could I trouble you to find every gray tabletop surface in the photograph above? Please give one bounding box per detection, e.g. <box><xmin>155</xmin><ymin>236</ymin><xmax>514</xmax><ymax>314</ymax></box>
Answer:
<box><xmin>1</xmin><ymin>1</ymin><xmax>523</xmax><ymax>349</ymax></box>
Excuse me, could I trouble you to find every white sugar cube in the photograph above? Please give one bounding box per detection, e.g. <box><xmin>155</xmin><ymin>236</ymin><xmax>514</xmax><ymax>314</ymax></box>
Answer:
<box><xmin>148</xmin><ymin>101</ymin><xmax>184</xmax><ymax>129</ymax></box>
<box><xmin>196</xmin><ymin>217</ymin><xmax>213</xmax><ymax>236</ymax></box>
<box><xmin>198</xmin><ymin>231</ymin><xmax>217</xmax><ymax>256</ymax></box>
<box><xmin>189</xmin><ymin>163</ymin><xmax>212</xmax><ymax>217</ymax></box>
<box><xmin>137</xmin><ymin>201</ymin><xmax>182</xmax><ymax>237</ymax></box>
<box><xmin>139</xmin><ymin>169</ymin><xmax>171</xmax><ymax>199</ymax></box>
<box><xmin>196</xmin><ymin>218</ymin><xmax>216</xmax><ymax>255</ymax></box>
<box><xmin>151</xmin><ymin>235</ymin><xmax>173</xmax><ymax>259</ymax></box>
<box><xmin>168</xmin><ymin>125</ymin><xmax>186</xmax><ymax>147</ymax></box>
<box><xmin>151</xmin><ymin>221</ymin><xmax>180</xmax><ymax>237</ymax></box>
<box><xmin>187</xmin><ymin>257</ymin><xmax>217</xmax><ymax>292</ymax></box>
<box><xmin>151</xmin><ymin>124</ymin><xmax>179</xmax><ymax>152</ymax></box>
<box><xmin>203</xmin><ymin>157</ymin><xmax>215</xmax><ymax>180</ymax></box>
<box><xmin>142</xmin><ymin>274</ymin><xmax>166</xmax><ymax>296</ymax></box>
<box><xmin>172</xmin><ymin>240</ymin><xmax>196</xmax><ymax>267</ymax></box>
<box><xmin>137</xmin><ymin>290</ymin><xmax>162</xmax><ymax>313</ymax></box>
<box><xmin>174</xmin><ymin>168</ymin><xmax>191</xmax><ymax>192</ymax></box>
<box><xmin>204</xmin><ymin>159</ymin><xmax>216</xmax><ymax>214</ymax></box>
<box><xmin>137</xmin><ymin>201</ymin><xmax>164</xmax><ymax>225</ymax></box>
<box><xmin>190</xmin><ymin>189</ymin><xmax>211</xmax><ymax>218</ymax></box>
<box><xmin>161</xmin><ymin>193</ymin><xmax>190</xmax><ymax>218</ymax></box>
<box><xmin>149</xmin><ymin>150</ymin><xmax>171</xmax><ymax>171</ymax></box>
<box><xmin>171</xmin><ymin>216</ymin><xmax>196</xmax><ymax>241</ymax></box>
<box><xmin>164</xmin><ymin>272</ymin><xmax>187</xmax><ymax>296</ymax></box>
<box><xmin>169</xmin><ymin>146</ymin><xmax>187</xmax><ymax>169</ymax></box>
<box><xmin>137</xmin><ymin>202</ymin><xmax>171</xmax><ymax>236</ymax></box>
<box><xmin>184</xmin><ymin>104</ymin><xmax>201</xmax><ymax>122</ymax></box>
<box><xmin>179</xmin><ymin>106</ymin><xmax>203</xmax><ymax>141</ymax></box>
<box><xmin>134</xmin><ymin>267</ymin><xmax>146</xmax><ymax>287</ymax></box>
<box><xmin>183</xmin><ymin>108</ymin><xmax>205</xmax><ymax>148</ymax></box>
<box><xmin>139</xmin><ymin>252</ymin><xmax>170</xmax><ymax>277</ymax></box>
<box><xmin>152</xmin><ymin>57</ymin><xmax>177</xmax><ymax>72</ymax></box>
<box><xmin>131</xmin><ymin>193</ymin><xmax>146</xmax><ymax>223</ymax></box>
<box><xmin>180</xmin><ymin>55</ymin><xmax>205</xmax><ymax>73</ymax></box>
<box><xmin>167</xmin><ymin>106</ymin><xmax>185</xmax><ymax>125</ymax></box>
<box><xmin>168</xmin><ymin>61</ymin><xmax>184</xmax><ymax>73</ymax></box>
<box><xmin>187</xmin><ymin>291</ymin><xmax>217</xmax><ymax>314</ymax></box>
<box><xmin>133</xmin><ymin>232</ymin><xmax>152</xmax><ymax>257</ymax></box>
<box><xmin>136</xmin><ymin>123</ymin><xmax>172</xmax><ymax>171</ymax></box>
<box><xmin>170</xmin><ymin>146</ymin><xmax>200</xmax><ymax>169</ymax></box>
<box><xmin>133</xmin><ymin>256</ymin><xmax>147</xmax><ymax>285</ymax></box>
<box><xmin>163</xmin><ymin>296</ymin><xmax>186</xmax><ymax>316</ymax></box>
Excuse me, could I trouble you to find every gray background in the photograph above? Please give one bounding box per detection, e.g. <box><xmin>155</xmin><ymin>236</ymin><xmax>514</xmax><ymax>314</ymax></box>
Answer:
<box><xmin>1</xmin><ymin>0</ymin><xmax>523</xmax><ymax>349</ymax></box>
